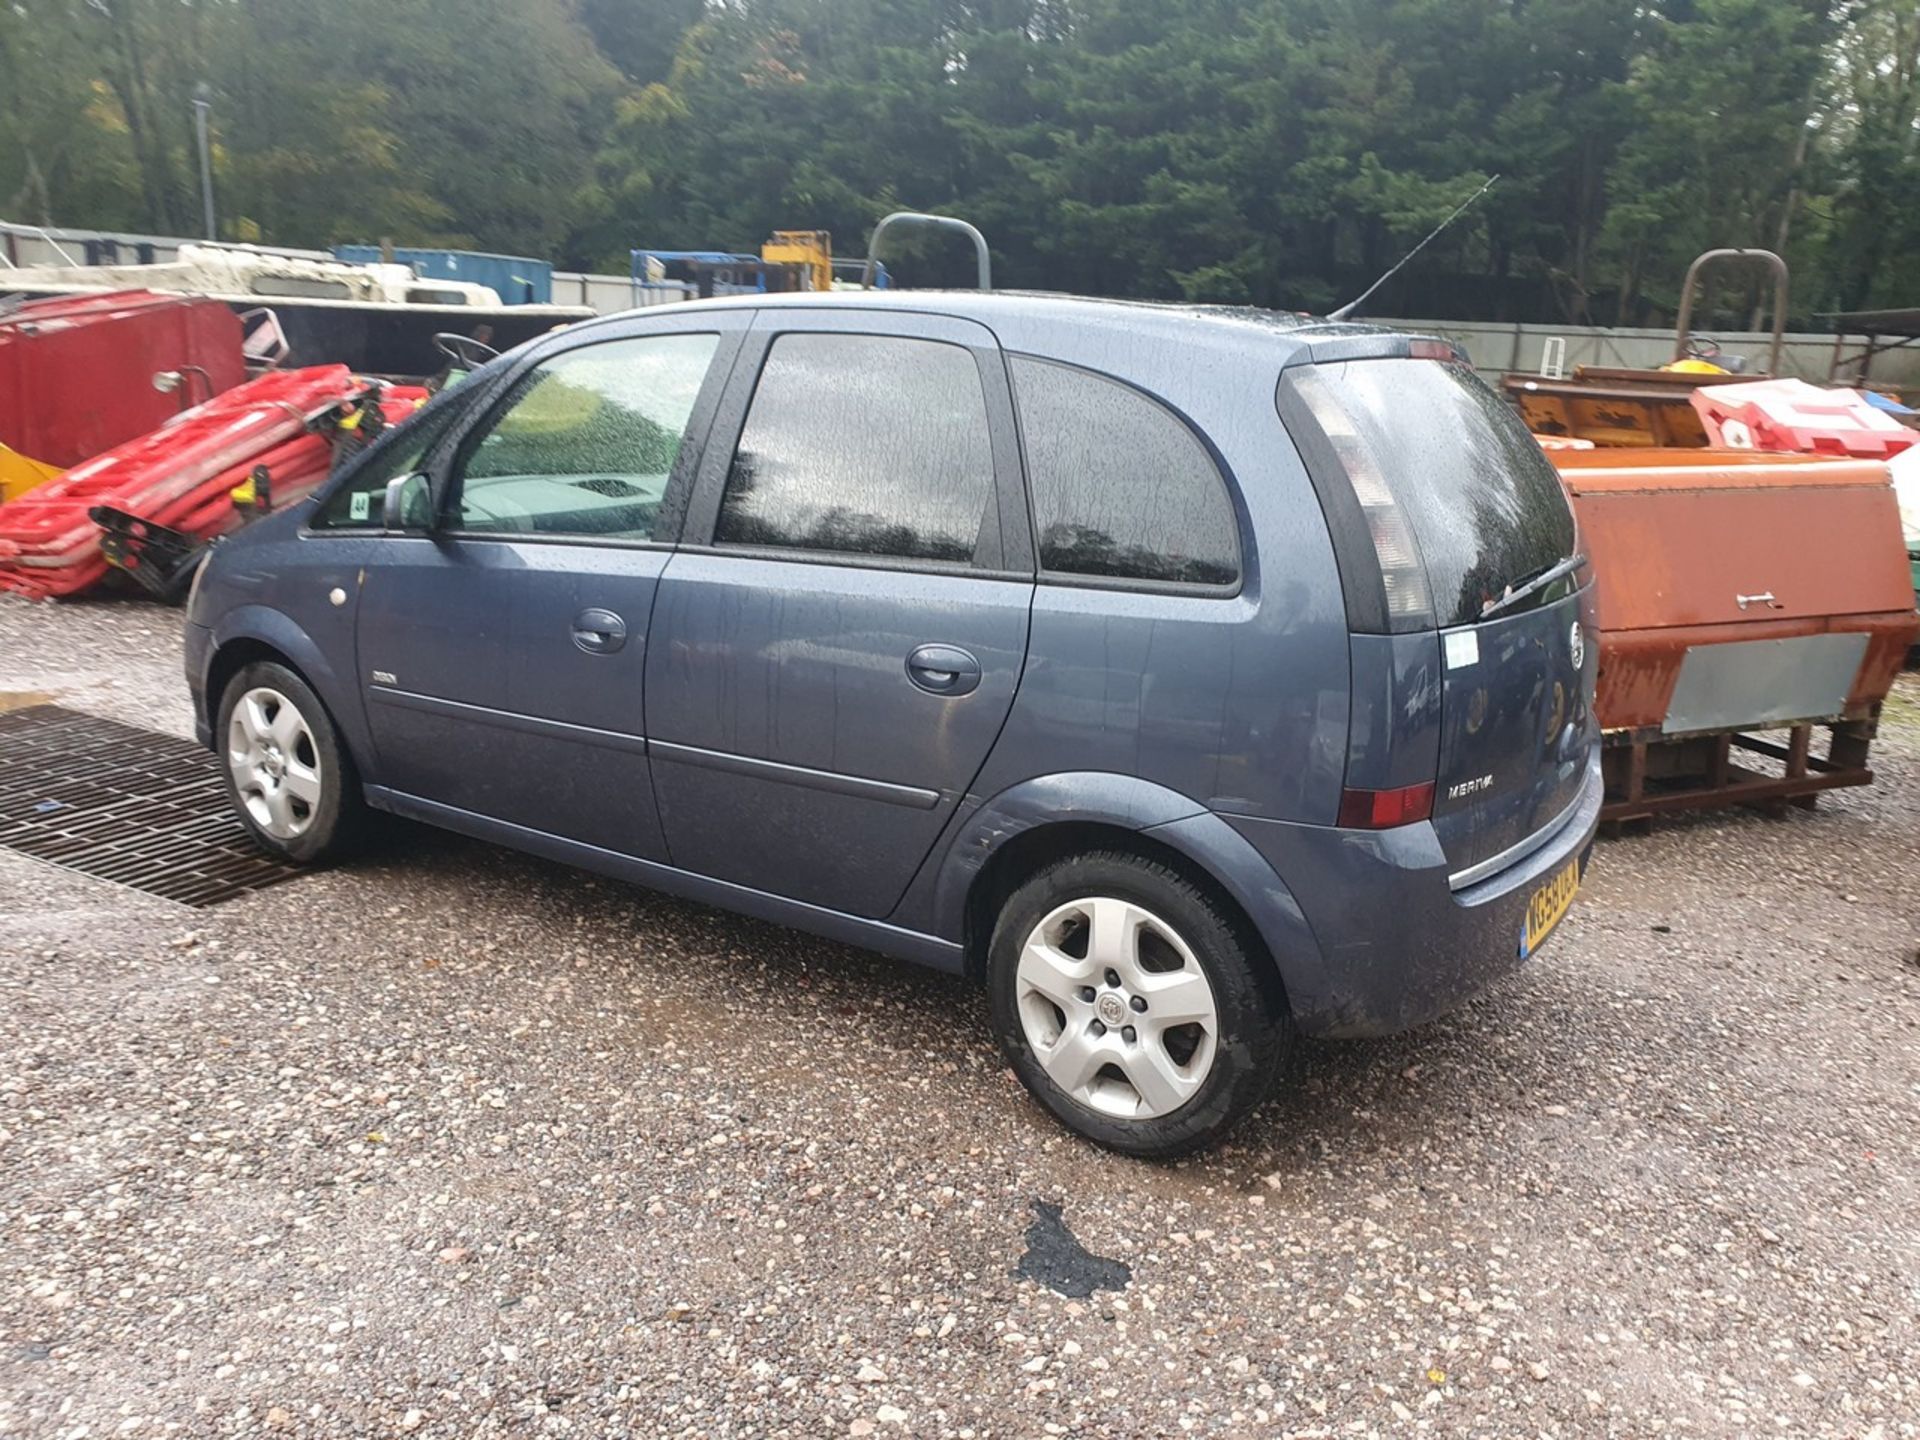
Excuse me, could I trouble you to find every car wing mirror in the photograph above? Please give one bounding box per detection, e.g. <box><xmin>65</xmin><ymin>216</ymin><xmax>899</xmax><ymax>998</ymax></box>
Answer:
<box><xmin>382</xmin><ymin>472</ymin><xmax>435</xmax><ymax>531</ymax></box>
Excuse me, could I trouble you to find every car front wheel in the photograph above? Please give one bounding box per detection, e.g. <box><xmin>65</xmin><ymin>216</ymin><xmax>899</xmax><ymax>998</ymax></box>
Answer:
<box><xmin>218</xmin><ymin>660</ymin><xmax>363</xmax><ymax>865</ymax></box>
<box><xmin>987</xmin><ymin>851</ymin><xmax>1290</xmax><ymax>1158</ymax></box>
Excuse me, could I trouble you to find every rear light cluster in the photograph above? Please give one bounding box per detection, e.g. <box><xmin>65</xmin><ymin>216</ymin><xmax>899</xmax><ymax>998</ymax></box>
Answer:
<box><xmin>1337</xmin><ymin>782</ymin><xmax>1435</xmax><ymax>830</ymax></box>
<box><xmin>1289</xmin><ymin>369</ymin><xmax>1434</xmax><ymax>627</ymax></box>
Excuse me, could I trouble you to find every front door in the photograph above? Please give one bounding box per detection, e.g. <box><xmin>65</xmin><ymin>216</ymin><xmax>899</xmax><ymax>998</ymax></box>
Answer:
<box><xmin>645</xmin><ymin>312</ymin><xmax>1035</xmax><ymax>917</ymax></box>
<box><xmin>355</xmin><ymin>317</ymin><xmax>743</xmax><ymax>859</ymax></box>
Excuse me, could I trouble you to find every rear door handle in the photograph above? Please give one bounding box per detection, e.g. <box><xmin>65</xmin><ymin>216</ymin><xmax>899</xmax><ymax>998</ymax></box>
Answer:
<box><xmin>572</xmin><ymin>607</ymin><xmax>627</xmax><ymax>654</ymax></box>
<box><xmin>906</xmin><ymin>643</ymin><xmax>981</xmax><ymax>696</ymax></box>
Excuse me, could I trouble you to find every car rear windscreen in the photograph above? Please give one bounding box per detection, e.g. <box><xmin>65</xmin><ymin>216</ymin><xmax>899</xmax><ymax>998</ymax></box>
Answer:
<box><xmin>1299</xmin><ymin>358</ymin><xmax>1576</xmax><ymax>628</ymax></box>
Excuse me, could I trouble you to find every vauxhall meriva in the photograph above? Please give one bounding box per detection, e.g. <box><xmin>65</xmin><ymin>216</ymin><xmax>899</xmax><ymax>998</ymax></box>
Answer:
<box><xmin>187</xmin><ymin>291</ymin><xmax>1600</xmax><ymax>1156</ymax></box>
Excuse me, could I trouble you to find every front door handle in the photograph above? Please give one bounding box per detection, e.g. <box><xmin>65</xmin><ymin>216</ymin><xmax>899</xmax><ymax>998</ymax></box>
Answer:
<box><xmin>906</xmin><ymin>643</ymin><xmax>981</xmax><ymax>697</ymax></box>
<box><xmin>572</xmin><ymin>607</ymin><xmax>627</xmax><ymax>654</ymax></box>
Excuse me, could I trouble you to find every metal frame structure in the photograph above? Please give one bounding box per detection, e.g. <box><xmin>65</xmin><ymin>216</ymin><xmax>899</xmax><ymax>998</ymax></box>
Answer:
<box><xmin>862</xmin><ymin>212</ymin><xmax>992</xmax><ymax>291</ymax></box>
<box><xmin>1672</xmin><ymin>248</ymin><xmax>1789</xmax><ymax>374</ymax></box>
<box><xmin>1600</xmin><ymin>719</ymin><xmax>1878</xmax><ymax>824</ymax></box>
<box><xmin>1822</xmin><ymin>307</ymin><xmax>1920</xmax><ymax>387</ymax></box>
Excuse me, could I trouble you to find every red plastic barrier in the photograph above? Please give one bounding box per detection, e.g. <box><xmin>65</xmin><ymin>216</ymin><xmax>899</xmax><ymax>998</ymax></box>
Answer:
<box><xmin>0</xmin><ymin>437</ymin><xmax>335</xmax><ymax>598</ymax></box>
<box><xmin>0</xmin><ymin>290</ymin><xmax>246</xmax><ymax>467</ymax></box>
<box><xmin>0</xmin><ymin>366</ymin><xmax>365</xmax><ymax>599</ymax></box>
<box><xmin>1691</xmin><ymin>377</ymin><xmax>1918</xmax><ymax>459</ymax></box>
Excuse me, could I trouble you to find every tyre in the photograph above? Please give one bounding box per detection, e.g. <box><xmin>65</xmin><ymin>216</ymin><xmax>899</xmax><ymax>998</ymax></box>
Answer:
<box><xmin>987</xmin><ymin>851</ymin><xmax>1291</xmax><ymax>1158</ymax></box>
<box><xmin>217</xmin><ymin>660</ymin><xmax>364</xmax><ymax>865</ymax></box>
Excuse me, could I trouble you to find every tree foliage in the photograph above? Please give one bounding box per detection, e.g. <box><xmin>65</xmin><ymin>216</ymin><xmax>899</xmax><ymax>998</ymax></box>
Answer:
<box><xmin>5</xmin><ymin>0</ymin><xmax>1919</xmax><ymax>324</ymax></box>
<box><xmin>1</xmin><ymin>0</ymin><xmax>622</xmax><ymax>254</ymax></box>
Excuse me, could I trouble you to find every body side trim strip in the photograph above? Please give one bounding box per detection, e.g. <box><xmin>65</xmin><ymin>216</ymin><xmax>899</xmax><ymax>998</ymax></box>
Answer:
<box><xmin>366</xmin><ymin>686</ymin><xmax>649</xmax><ymax>756</ymax></box>
<box><xmin>649</xmin><ymin>739</ymin><xmax>942</xmax><ymax>810</ymax></box>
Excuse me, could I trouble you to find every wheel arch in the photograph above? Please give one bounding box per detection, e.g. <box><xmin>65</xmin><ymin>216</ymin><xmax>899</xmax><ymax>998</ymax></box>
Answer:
<box><xmin>206</xmin><ymin>605</ymin><xmax>373</xmax><ymax>777</ymax></box>
<box><xmin>205</xmin><ymin>637</ymin><xmax>296</xmax><ymax>726</ymax></box>
<box><xmin>933</xmin><ymin>773</ymin><xmax>1328</xmax><ymax>1009</ymax></box>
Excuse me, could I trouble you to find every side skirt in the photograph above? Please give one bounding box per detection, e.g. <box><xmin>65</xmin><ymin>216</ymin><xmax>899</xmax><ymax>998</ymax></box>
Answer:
<box><xmin>363</xmin><ymin>785</ymin><xmax>966</xmax><ymax>976</ymax></box>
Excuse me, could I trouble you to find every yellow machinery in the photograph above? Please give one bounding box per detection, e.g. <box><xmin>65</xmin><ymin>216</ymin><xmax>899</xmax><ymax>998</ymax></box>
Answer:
<box><xmin>0</xmin><ymin>443</ymin><xmax>60</xmax><ymax>504</ymax></box>
<box><xmin>760</xmin><ymin>230</ymin><xmax>834</xmax><ymax>293</ymax></box>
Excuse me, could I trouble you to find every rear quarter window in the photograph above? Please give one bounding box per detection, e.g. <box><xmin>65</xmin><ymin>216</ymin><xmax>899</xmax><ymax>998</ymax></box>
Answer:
<box><xmin>1011</xmin><ymin>356</ymin><xmax>1239</xmax><ymax>588</ymax></box>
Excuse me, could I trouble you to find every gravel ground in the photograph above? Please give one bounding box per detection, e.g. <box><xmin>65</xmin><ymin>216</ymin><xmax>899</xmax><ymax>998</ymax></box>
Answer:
<box><xmin>2</xmin><ymin>593</ymin><xmax>1918</xmax><ymax>1439</ymax></box>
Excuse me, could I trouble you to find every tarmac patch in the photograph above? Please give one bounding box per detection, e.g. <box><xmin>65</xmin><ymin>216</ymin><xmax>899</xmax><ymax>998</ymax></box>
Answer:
<box><xmin>1015</xmin><ymin>1199</ymin><xmax>1131</xmax><ymax>1298</ymax></box>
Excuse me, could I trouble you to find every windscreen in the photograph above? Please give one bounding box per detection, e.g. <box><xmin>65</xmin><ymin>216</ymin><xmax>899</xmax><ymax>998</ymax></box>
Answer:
<box><xmin>1308</xmin><ymin>359</ymin><xmax>1576</xmax><ymax>628</ymax></box>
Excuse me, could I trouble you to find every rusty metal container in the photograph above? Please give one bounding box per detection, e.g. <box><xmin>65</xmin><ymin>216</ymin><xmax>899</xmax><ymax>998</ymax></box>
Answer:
<box><xmin>1504</xmin><ymin>369</ymin><xmax>1733</xmax><ymax>448</ymax></box>
<box><xmin>1550</xmin><ymin>447</ymin><xmax>1919</xmax><ymax>820</ymax></box>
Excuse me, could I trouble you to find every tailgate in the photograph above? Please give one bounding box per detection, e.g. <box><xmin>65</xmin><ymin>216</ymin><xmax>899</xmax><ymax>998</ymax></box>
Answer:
<box><xmin>1432</xmin><ymin>586</ymin><xmax>1595</xmax><ymax>879</ymax></box>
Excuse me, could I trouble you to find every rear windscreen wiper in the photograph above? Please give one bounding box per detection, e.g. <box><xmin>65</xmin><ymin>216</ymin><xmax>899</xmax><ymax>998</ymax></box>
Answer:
<box><xmin>1479</xmin><ymin>553</ymin><xmax>1588</xmax><ymax>622</ymax></box>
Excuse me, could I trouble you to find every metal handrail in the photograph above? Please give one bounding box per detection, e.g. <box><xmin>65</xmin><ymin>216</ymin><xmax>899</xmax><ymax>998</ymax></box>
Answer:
<box><xmin>0</xmin><ymin>222</ymin><xmax>81</xmax><ymax>268</ymax></box>
<box><xmin>862</xmin><ymin>212</ymin><xmax>991</xmax><ymax>291</ymax></box>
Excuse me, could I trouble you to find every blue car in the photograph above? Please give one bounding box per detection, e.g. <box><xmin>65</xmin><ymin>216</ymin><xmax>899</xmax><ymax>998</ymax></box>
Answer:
<box><xmin>186</xmin><ymin>291</ymin><xmax>1599</xmax><ymax>1156</ymax></box>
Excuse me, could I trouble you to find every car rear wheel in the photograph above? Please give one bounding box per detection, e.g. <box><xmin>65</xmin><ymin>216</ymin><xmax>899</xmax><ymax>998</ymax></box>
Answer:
<box><xmin>218</xmin><ymin>661</ymin><xmax>363</xmax><ymax>865</ymax></box>
<box><xmin>987</xmin><ymin>851</ymin><xmax>1290</xmax><ymax>1158</ymax></box>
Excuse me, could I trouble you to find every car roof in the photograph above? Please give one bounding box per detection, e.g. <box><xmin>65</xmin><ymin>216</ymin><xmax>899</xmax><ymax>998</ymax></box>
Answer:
<box><xmin>587</xmin><ymin>287</ymin><xmax>1414</xmax><ymax>358</ymax></box>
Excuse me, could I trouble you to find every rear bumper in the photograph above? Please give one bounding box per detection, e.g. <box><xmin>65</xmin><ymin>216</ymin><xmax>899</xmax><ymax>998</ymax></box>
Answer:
<box><xmin>1223</xmin><ymin>752</ymin><xmax>1602</xmax><ymax>1038</ymax></box>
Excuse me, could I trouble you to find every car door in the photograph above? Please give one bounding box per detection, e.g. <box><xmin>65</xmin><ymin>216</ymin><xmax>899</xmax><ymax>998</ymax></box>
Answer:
<box><xmin>353</xmin><ymin>311</ymin><xmax>747</xmax><ymax>859</ymax></box>
<box><xmin>645</xmin><ymin>309</ymin><xmax>1035</xmax><ymax>918</ymax></box>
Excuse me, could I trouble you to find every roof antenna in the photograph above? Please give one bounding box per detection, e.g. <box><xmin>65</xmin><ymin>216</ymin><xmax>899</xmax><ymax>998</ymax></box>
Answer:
<box><xmin>1327</xmin><ymin>174</ymin><xmax>1499</xmax><ymax>323</ymax></box>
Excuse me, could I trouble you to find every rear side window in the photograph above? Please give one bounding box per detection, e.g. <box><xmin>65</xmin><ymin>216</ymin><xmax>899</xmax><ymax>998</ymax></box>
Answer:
<box><xmin>1284</xmin><ymin>359</ymin><xmax>1576</xmax><ymax>630</ymax></box>
<box><xmin>716</xmin><ymin>333</ymin><xmax>996</xmax><ymax>564</ymax></box>
<box><xmin>1011</xmin><ymin>357</ymin><xmax>1239</xmax><ymax>587</ymax></box>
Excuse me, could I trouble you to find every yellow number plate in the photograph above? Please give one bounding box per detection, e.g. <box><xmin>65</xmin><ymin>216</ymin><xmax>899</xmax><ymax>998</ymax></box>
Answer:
<box><xmin>1520</xmin><ymin>858</ymin><xmax>1581</xmax><ymax>958</ymax></box>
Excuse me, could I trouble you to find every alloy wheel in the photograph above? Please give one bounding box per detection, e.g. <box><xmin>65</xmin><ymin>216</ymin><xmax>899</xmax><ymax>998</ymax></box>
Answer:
<box><xmin>226</xmin><ymin>686</ymin><xmax>322</xmax><ymax>840</ymax></box>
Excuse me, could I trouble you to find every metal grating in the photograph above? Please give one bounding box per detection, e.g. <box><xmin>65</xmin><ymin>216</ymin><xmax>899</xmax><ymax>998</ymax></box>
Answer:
<box><xmin>0</xmin><ymin>704</ymin><xmax>302</xmax><ymax>906</ymax></box>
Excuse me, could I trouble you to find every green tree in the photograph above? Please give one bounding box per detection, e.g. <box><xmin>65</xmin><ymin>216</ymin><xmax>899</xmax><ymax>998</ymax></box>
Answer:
<box><xmin>1818</xmin><ymin>0</ymin><xmax>1920</xmax><ymax>310</ymax></box>
<box><xmin>577</xmin><ymin>0</ymin><xmax>708</xmax><ymax>86</ymax></box>
<box><xmin>0</xmin><ymin>2</ymin><xmax>145</xmax><ymax>228</ymax></box>
<box><xmin>1599</xmin><ymin>0</ymin><xmax>1834</xmax><ymax>325</ymax></box>
<box><xmin>4</xmin><ymin>0</ymin><xmax>1909</xmax><ymax>330</ymax></box>
<box><xmin>2</xmin><ymin>0</ymin><xmax>621</xmax><ymax>256</ymax></box>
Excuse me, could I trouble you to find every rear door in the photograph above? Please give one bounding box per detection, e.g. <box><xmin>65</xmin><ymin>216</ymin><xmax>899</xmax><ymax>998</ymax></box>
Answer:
<box><xmin>352</xmin><ymin>312</ymin><xmax>745</xmax><ymax>859</ymax></box>
<box><xmin>644</xmin><ymin>310</ymin><xmax>1034</xmax><ymax>918</ymax></box>
<box><xmin>1282</xmin><ymin>352</ymin><xmax>1592</xmax><ymax>876</ymax></box>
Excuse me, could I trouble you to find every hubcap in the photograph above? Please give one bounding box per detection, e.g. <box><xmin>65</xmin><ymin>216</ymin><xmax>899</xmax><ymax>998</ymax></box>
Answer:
<box><xmin>1014</xmin><ymin>896</ymin><xmax>1220</xmax><ymax>1120</ymax></box>
<box><xmin>226</xmin><ymin>686</ymin><xmax>322</xmax><ymax>840</ymax></box>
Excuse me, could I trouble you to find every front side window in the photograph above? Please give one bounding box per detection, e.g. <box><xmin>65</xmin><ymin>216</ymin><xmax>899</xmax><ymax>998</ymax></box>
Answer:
<box><xmin>452</xmin><ymin>332</ymin><xmax>720</xmax><ymax>540</ymax></box>
<box><xmin>1011</xmin><ymin>357</ymin><xmax>1240</xmax><ymax>587</ymax></box>
<box><xmin>715</xmin><ymin>333</ymin><xmax>996</xmax><ymax>564</ymax></box>
<box><xmin>312</xmin><ymin>394</ymin><xmax>458</xmax><ymax>530</ymax></box>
